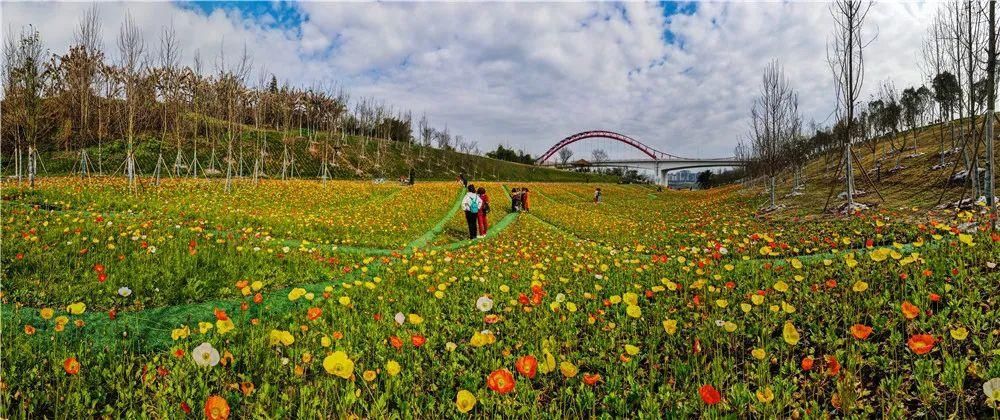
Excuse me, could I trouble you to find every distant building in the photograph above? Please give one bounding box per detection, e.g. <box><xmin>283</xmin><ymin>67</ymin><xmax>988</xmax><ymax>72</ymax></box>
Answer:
<box><xmin>668</xmin><ymin>170</ymin><xmax>696</xmax><ymax>183</ymax></box>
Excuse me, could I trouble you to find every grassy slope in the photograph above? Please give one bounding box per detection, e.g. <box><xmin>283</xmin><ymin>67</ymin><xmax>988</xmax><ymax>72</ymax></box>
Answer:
<box><xmin>24</xmin><ymin>113</ymin><xmax>614</xmax><ymax>183</ymax></box>
<box><xmin>770</xmin><ymin>118</ymin><xmax>990</xmax><ymax>214</ymax></box>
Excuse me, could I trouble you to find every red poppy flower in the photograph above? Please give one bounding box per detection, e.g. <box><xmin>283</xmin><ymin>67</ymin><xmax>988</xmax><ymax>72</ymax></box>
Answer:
<box><xmin>180</xmin><ymin>402</ymin><xmax>191</xmax><ymax>414</ymax></box>
<box><xmin>824</xmin><ymin>355</ymin><xmax>840</xmax><ymax>376</ymax></box>
<box><xmin>108</xmin><ymin>308</ymin><xmax>117</xmax><ymax>320</ymax></box>
<box><xmin>530</xmin><ymin>293</ymin><xmax>543</xmax><ymax>306</ymax></box>
<box><xmin>698</xmin><ymin>384</ymin><xmax>721</xmax><ymax>405</ymax></box>
<box><xmin>97</xmin><ymin>272</ymin><xmax>108</xmax><ymax>283</ymax></box>
<box><xmin>907</xmin><ymin>334</ymin><xmax>935</xmax><ymax>355</ymax></box>
<box><xmin>515</xmin><ymin>355</ymin><xmax>538</xmax><ymax>379</ymax></box>
<box><xmin>411</xmin><ymin>334</ymin><xmax>426</xmax><ymax>347</ymax></box>
<box><xmin>518</xmin><ymin>294</ymin><xmax>530</xmax><ymax>305</ymax></box>
<box><xmin>850</xmin><ymin>324</ymin><xmax>873</xmax><ymax>340</ymax></box>
<box><xmin>582</xmin><ymin>373</ymin><xmax>601</xmax><ymax>385</ymax></box>
<box><xmin>487</xmin><ymin>368</ymin><xmax>516</xmax><ymax>394</ymax></box>
<box><xmin>928</xmin><ymin>293</ymin><xmax>941</xmax><ymax>302</ymax></box>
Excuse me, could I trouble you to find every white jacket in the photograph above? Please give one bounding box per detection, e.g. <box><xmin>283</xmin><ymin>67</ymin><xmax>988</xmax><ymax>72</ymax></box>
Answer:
<box><xmin>461</xmin><ymin>192</ymin><xmax>482</xmax><ymax>212</ymax></box>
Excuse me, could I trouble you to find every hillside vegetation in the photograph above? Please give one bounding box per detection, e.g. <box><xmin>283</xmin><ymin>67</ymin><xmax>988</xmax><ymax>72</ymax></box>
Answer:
<box><xmin>18</xmin><ymin>114</ymin><xmax>611</xmax><ymax>183</ymax></box>
<box><xmin>769</xmin><ymin>118</ymin><xmax>993</xmax><ymax>215</ymax></box>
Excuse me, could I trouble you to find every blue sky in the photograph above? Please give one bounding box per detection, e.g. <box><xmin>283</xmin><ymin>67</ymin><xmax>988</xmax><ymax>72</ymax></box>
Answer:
<box><xmin>5</xmin><ymin>1</ymin><xmax>936</xmax><ymax>158</ymax></box>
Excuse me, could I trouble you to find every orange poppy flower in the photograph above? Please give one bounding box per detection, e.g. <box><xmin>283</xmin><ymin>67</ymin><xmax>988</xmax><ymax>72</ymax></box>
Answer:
<box><xmin>204</xmin><ymin>395</ymin><xmax>230</xmax><ymax>420</ymax></box>
<box><xmin>487</xmin><ymin>368</ymin><xmax>516</xmax><ymax>394</ymax></box>
<box><xmin>850</xmin><ymin>324</ymin><xmax>873</xmax><ymax>340</ymax></box>
<box><xmin>801</xmin><ymin>356</ymin><xmax>814</xmax><ymax>371</ymax></box>
<box><xmin>901</xmin><ymin>301</ymin><xmax>920</xmax><ymax>320</ymax></box>
<box><xmin>307</xmin><ymin>307</ymin><xmax>322</xmax><ymax>321</ymax></box>
<box><xmin>907</xmin><ymin>334</ymin><xmax>935</xmax><ymax>355</ymax></box>
<box><xmin>213</xmin><ymin>308</ymin><xmax>229</xmax><ymax>321</ymax></box>
<box><xmin>515</xmin><ymin>355</ymin><xmax>538</xmax><ymax>379</ymax></box>
<box><xmin>63</xmin><ymin>357</ymin><xmax>81</xmax><ymax>375</ymax></box>
<box><xmin>411</xmin><ymin>334</ymin><xmax>427</xmax><ymax>347</ymax></box>
<box><xmin>389</xmin><ymin>335</ymin><xmax>403</xmax><ymax>350</ymax></box>
<box><xmin>24</xmin><ymin>325</ymin><xmax>35</xmax><ymax>335</ymax></box>
<box><xmin>582</xmin><ymin>373</ymin><xmax>601</xmax><ymax>385</ymax></box>
<box><xmin>698</xmin><ymin>384</ymin><xmax>721</xmax><ymax>405</ymax></box>
<box><xmin>240</xmin><ymin>382</ymin><xmax>255</xmax><ymax>396</ymax></box>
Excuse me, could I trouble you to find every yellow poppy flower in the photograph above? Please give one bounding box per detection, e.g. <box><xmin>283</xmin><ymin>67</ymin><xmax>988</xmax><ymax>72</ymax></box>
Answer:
<box><xmin>455</xmin><ymin>390</ymin><xmax>476</xmax><ymax>413</ymax></box>
<box><xmin>323</xmin><ymin>351</ymin><xmax>354</xmax><ymax>379</ymax></box>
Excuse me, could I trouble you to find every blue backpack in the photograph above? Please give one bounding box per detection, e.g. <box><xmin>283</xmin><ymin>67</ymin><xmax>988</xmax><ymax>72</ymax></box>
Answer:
<box><xmin>469</xmin><ymin>196</ymin><xmax>480</xmax><ymax>213</ymax></box>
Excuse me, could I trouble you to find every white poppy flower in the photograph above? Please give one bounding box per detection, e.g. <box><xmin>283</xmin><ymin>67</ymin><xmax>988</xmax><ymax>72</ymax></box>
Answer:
<box><xmin>118</xmin><ymin>287</ymin><xmax>132</xmax><ymax>297</ymax></box>
<box><xmin>394</xmin><ymin>312</ymin><xmax>406</xmax><ymax>325</ymax></box>
<box><xmin>476</xmin><ymin>296</ymin><xmax>494</xmax><ymax>312</ymax></box>
<box><xmin>192</xmin><ymin>342</ymin><xmax>220</xmax><ymax>367</ymax></box>
<box><xmin>985</xmin><ymin>377</ymin><xmax>1000</xmax><ymax>402</ymax></box>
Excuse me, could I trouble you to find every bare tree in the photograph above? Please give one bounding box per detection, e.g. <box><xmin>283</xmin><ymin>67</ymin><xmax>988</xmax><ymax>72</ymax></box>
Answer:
<box><xmin>985</xmin><ymin>0</ymin><xmax>996</xmax><ymax>222</ymax></box>
<box><xmin>8</xmin><ymin>26</ymin><xmax>49</xmax><ymax>188</ymax></box>
<box><xmin>68</xmin><ymin>4</ymin><xmax>102</xmax><ymax>157</ymax></box>
<box><xmin>117</xmin><ymin>11</ymin><xmax>148</xmax><ymax>189</ymax></box>
<box><xmin>557</xmin><ymin>148</ymin><xmax>574</xmax><ymax>165</ymax></box>
<box><xmin>827</xmin><ymin>0</ymin><xmax>874</xmax><ymax>210</ymax></box>
<box><xmin>156</xmin><ymin>21</ymin><xmax>181</xmax><ymax>184</ymax></box>
<box><xmin>749</xmin><ymin>60</ymin><xmax>800</xmax><ymax>209</ymax></box>
<box><xmin>435</xmin><ymin>125</ymin><xmax>451</xmax><ymax>150</ymax></box>
<box><xmin>591</xmin><ymin>148</ymin><xmax>608</xmax><ymax>163</ymax></box>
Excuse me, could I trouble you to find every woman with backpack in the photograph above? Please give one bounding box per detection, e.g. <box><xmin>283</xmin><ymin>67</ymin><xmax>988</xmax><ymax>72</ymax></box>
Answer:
<box><xmin>510</xmin><ymin>188</ymin><xmax>520</xmax><ymax>212</ymax></box>
<box><xmin>461</xmin><ymin>184</ymin><xmax>483</xmax><ymax>240</ymax></box>
<box><xmin>477</xmin><ymin>186</ymin><xmax>490</xmax><ymax>237</ymax></box>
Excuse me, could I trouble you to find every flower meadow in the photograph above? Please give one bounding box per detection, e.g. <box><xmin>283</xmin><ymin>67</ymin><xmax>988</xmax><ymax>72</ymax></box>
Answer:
<box><xmin>2</xmin><ymin>177</ymin><xmax>999</xmax><ymax>418</ymax></box>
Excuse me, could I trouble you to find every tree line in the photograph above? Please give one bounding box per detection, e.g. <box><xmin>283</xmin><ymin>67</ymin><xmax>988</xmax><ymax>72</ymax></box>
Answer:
<box><xmin>1</xmin><ymin>7</ymin><xmax>485</xmax><ymax>188</ymax></box>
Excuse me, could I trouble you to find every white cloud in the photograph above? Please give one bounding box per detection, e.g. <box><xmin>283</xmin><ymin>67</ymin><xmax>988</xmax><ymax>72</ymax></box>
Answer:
<box><xmin>3</xmin><ymin>1</ymin><xmax>939</xmax><ymax>159</ymax></box>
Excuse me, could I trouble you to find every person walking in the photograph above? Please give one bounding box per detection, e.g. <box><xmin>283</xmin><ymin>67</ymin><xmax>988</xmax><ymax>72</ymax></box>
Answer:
<box><xmin>521</xmin><ymin>188</ymin><xmax>530</xmax><ymax>212</ymax></box>
<box><xmin>477</xmin><ymin>186</ymin><xmax>490</xmax><ymax>237</ymax></box>
<box><xmin>511</xmin><ymin>187</ymin><xmax>520</xmax><ymax>212</ymax></box>
<box><xmin>461</xmin><ymin>184</ymin><xmax>483</xmax><ymax>240</ymax></box>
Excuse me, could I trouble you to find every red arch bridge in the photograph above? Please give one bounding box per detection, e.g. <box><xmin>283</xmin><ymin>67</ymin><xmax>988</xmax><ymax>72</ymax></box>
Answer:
<box><xmin>536</xmin><ymin>130</ymin><xmax>746</xmax><ymax>186</ymax></box>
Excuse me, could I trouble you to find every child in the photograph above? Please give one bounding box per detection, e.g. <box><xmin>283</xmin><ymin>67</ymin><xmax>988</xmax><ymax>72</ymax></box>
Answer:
<box><xmin>477</xmin><ymin>187</ymin><xmax>490</xmax><ymax>237</ymax></box>
<box><xmin>461</xmin><ymin>184</ymin><xmax>483</xmax><ymax>240</ymax></box>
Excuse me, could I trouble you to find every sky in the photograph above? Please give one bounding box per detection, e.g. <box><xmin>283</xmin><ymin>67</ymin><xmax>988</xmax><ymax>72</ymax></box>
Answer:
<box><xmin>2</xmin><ymin>1</ymin><xmax>939</xmax><ymax>159</ymax></box>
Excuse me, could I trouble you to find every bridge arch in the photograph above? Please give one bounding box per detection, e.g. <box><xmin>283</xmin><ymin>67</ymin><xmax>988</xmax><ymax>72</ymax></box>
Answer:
<box><xmin>535</xmin><ymin>130</ymin><xmax>679</xmax><ymax>164</ymax></box>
